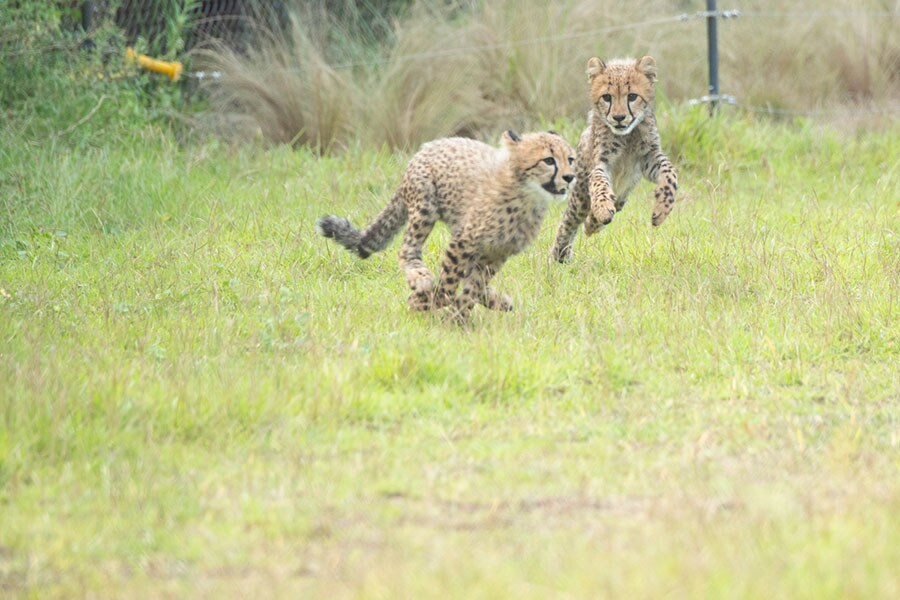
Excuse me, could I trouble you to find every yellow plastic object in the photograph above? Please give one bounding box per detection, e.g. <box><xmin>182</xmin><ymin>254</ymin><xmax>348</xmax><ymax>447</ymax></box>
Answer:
<box><xmin>125</xmin><ymin>47</ymin><xmax>183</xmax><ymax>81</ymax></box>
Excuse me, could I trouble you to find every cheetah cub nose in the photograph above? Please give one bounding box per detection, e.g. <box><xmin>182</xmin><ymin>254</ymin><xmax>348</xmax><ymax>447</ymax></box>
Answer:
<box><xmin>612</xmin><ymin>115</ymin><xmax>626</xmax><ymax>123</ymax></box>
<box><xmin>563</xmin><ymin>174</ymin><xmax>574</xmax><ymax>183</ymax></box>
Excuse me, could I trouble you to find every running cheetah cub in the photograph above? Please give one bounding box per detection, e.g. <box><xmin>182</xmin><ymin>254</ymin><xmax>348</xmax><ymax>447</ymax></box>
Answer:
<box><xmin>549</xmin><ymin>56</ymin><xmax>678</xmax><ymax>263</ymax></box>
<box><xmin>317</xmin><ymin>130</ymin><xmax>575</xmax><ymax>322</ymax></box>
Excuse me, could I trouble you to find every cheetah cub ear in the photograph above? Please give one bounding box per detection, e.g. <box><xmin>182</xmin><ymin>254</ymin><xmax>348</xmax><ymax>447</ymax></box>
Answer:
<box><xmin>586</xmin><ymin>57</ymin><xmax>606</xmax><ymax>80</ymax></box>
<box><xmin>501</xmin><ymin>129</ymin><xmax>522</xmax><ymax>146</ymax></box>
<box><xmin>636</xmin><ymin>55</ymin><xmax>657</xmax><ymax>82</ymax></box>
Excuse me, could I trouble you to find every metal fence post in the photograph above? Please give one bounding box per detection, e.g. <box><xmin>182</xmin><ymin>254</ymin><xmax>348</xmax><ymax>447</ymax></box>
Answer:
<box><xmin>706</xmin><ymin>0</ymin><xmax>720</xmax><ymax>114</ymax></box>
<box><xmin>81</xmin><ymin>2</ymin><xmax>94</xmax><ymax>32</ymax></box>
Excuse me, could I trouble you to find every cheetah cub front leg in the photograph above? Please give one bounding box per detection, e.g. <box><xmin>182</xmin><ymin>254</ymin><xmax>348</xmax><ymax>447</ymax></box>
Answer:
<box><xmin>450</xmin><ymin>264</ymin><xmax>496</xmax><ymax>324</ymax></box>
<box><xmin>479</xmin><ymin>263</ymin><xmax>513</xmax><ymax>311</ymax></box>
<box><xmin>432</xmin><ymin>237</ymin><xmax>513</xmax><ymax>317</ymax></box>
<box><xmin>643</xmin><ymin>147</ymin><xmax>678</xmax><ymax>227</ymax></box>
<box><xmin>651</xmin><ymin>159</ymin><xmax>678</xmax><ymax>227</ymax></box>
<box><xmin>585</xmin><ymin>163</ymin><xmax>617</xmax><ymax>237</ymax></box>
<box><xmin>433</xmin><ymin>236</ymin><xmax>473</xmax><ymax>322</ymax></box>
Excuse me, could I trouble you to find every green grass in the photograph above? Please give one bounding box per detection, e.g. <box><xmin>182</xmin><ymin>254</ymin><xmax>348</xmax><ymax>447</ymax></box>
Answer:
<box><xmin>2</xmin><ymin>109</ymin><xmax>900</xmax><ymax>598</ymax></box>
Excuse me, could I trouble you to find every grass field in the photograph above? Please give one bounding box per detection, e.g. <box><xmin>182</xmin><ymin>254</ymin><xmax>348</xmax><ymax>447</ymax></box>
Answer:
<box><xmin>2</xmin><ymin>108</ymin><xmax>900</xmax><ymax>598</ymax></box>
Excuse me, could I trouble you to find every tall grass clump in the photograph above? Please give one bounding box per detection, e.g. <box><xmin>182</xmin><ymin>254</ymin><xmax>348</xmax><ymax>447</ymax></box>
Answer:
<box><xmin>199</xmin><ymin>0</ymin><xmax>900</xmax><ymax>150</ymax></box>
<box><xmin>195</xmin><ymin>12</ymin><xmax>355</xmax><ymax>151</ymax></box>
<box><xmin>719</xmin><ymin>1</ymin><xmax>900</xmax><ymax>109</ymax></box>
<box><xmin>361</xmin><ymin>3</ymin><xmax>497</xmax><ymax>147</ymax></box>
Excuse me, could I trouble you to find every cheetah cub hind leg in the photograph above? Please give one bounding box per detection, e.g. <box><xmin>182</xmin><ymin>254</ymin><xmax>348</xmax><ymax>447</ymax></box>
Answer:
<box><xmin>407</xmin><ymin>291</ymin><xmax>433</xmax><ymax>311</ymax></box>
<box><xmin>404</xmin><ymin>266</ymin><xmax>459</xmax><ymax>311</ymax></box>
<box><xmin>404</xmin><ymin>265</ymin><xmax>436</xmax><ymax>311</ymax></box>
<box><xmin>482</xmin><ymin>287</ymin><xmax>513</xmax><ymax>311</ymax></box>
<box><xmin>406</xmin><ymin>287</ymin><xmax>454</xmax><ymax>312</ymax></box>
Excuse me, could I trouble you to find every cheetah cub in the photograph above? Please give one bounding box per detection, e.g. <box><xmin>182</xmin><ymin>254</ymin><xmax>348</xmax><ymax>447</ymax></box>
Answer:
<box><xmin>317</xmin><ymin>130</ymin><xmax>575</xmax><ymax>322</ymax></box>
<box><xmin>549</xmin><ymin>56</ymin><xmax>677</xmax><ymax>263</ymax></box>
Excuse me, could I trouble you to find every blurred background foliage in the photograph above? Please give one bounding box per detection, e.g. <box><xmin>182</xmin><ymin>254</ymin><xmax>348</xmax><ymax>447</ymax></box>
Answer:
<box><xmin>2</xmin><ymin>1</ymin><xmax>899</xmax><ymax>150</ymax></box>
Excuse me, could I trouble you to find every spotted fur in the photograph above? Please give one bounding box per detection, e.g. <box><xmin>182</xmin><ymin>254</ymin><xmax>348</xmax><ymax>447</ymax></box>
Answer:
<box><xmin>317</xmin><ymin>131</ymin><xmax>575</xmax><ymax>322</ymax></box>
<box><xmin>549</xmin><ymin>56</ymin><xmax>678</xmax><ymax>263</ymax></box>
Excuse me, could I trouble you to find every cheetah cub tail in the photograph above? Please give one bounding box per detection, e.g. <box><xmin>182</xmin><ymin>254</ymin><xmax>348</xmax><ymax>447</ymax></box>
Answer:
<box><xmin>316</xmin><ymin>215</ymin><xmax>367</xmax><ymax>258</ymax></box>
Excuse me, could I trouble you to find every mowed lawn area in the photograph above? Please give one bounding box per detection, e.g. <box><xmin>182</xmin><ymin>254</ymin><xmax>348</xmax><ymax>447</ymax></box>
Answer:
<box><xmin>2</xmin><ymin>111</ymin><xmax>899</xmax><ymax>598</ymax></box>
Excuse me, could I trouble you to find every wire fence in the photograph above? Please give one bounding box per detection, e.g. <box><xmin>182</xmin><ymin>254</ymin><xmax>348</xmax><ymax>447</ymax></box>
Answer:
<box><xmin>5</xmin><ymin>2</ymin><xmax>900</xmax><ymax>119</ymax></box>
<box><xmin>2</xmin><ymin>1</ymin><xmax>287</xmax><ymax>57</ymax></box>
<box><xmin>324</xmin><ymin>6</ymin><xmax>900</xmax><ymax>119</ymax></box>
<box><xmin>85</xmin><ymin>1</ymin><xmax>287</xmax><ymax>54</ymax></box>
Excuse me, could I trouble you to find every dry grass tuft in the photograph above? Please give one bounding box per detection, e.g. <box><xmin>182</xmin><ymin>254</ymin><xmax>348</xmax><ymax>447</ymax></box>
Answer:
<box><xmin>359</xmin><ymin>4</ymin><xmax>497</xmax><ymax>148</ymax></box>
<box><xmin>194</xmin><ymin>14</ymin><xmax>354</xmax><ymax>151</ymax></box>
<box><xmin>721</xmin><ymin>6</ymin><xmax>900</xmax><ymax>108</ymax></box>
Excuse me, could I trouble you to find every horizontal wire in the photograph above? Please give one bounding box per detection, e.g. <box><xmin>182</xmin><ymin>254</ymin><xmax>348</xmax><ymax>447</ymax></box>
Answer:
<box><xmin>731</xmin><ymin>103</ymin><xmax>900</xmax><ymax>117</ymax></box>
<box><xmin>736</xmin><ymin>10</ymin><xmax>900</xmax><ymax>18</ymax></box>
<box><xmin>329</xmin><ymin>14</ymin><xmax>693</xmax><ymax>70</ymax></box>
<box><xmin>7</xmin><ymin>8</ymin><xmax>900</xmax><ymax>63</ymax></box>
<box><xmin>326</xmin><ymin>8</ymin><xmax>900</xmax><ymax>70</ymax></box>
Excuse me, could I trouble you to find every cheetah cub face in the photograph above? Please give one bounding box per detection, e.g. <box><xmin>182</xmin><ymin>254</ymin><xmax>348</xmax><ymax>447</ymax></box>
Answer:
<box><xmin>587</xmin><ymin>55</ymin><xmax>657</xmax><ymax>136</ymax></box>
<box><xmin>502</xmin><ymin>129</ymin><xmax>576</xmax><ymax>197</ymax></box>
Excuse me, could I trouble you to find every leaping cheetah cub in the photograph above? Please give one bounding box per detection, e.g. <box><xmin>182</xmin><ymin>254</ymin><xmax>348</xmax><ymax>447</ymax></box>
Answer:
<box><xmin>317</xmin><ymin>130</ymin><xmax>575</xmax><ymax>322</ymax></box>
<box><xmin>549</xmin><ymin>56</ymin><xmax>678</xmax><ymax>263</ymax></box>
